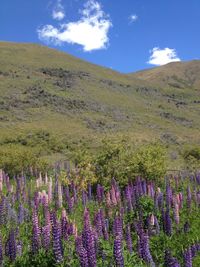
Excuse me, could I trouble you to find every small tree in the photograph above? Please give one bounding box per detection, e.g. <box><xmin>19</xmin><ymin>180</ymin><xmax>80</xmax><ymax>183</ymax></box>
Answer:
<box><xmin>0</xmin><ymin>144</ymin><xmax>48</xmax><ymax>177</ymax></box>
<box><xmin>133</xmin><ymin>143</ymin><xmax>167</xmax><ymax>182</ymax></box>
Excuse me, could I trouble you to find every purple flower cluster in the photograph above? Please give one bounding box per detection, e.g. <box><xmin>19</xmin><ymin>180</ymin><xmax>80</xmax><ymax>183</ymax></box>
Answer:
<box><xmin>164</xmin><ymin>250</ymin><xmax>180</xmax><ymax>267</ymax></box>
<box><xmin>113</xmin><ymin>235</ymin><xmax>124</xmax><ymax>267</ymax></box>
<box><xmin>82</xmin><ymin>209</ymin><xmax>97</xmax><ymax>267</ymax></box>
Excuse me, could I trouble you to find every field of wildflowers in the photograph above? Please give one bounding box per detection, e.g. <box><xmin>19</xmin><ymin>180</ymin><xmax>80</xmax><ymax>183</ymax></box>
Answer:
<box><xmin>0</xmin><ymin>167</ymin><xmax>200</xmax><ymax>266</ymax></box>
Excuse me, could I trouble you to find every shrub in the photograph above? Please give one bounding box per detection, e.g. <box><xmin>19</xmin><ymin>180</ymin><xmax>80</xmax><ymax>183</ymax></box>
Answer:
<box><xmin>133</xmin><ymin>143</ymin><xmax>167</xmax><ymax>182</ymax></box>
<box><xmin>0</xmin><ymin>144</ymin><xmax>48</xmax><ymax>177</ymax></box>
<box><xmin>94</xmin><ymin>140</ymin><xmax>167</xmax><ymax>187</ymax></box>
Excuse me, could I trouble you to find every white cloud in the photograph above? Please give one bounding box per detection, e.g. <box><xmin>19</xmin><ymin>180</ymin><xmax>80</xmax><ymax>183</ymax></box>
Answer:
<box><xmin>52</xmin><ymin>0</ymin><xmax>65</xmax><ymax>21</ymax></box>
<box><xmin>148</xmin><ymin>47</ymin><xmax>181</xmax><ymax>66</ymax></box>
<box><xmin>129</xmin><ymin>14</ymin><xmax>138</xmax><ymax>23</ymax></box>
<box><xmin>52</xmin><ymin>10</ymin><xmax>65</xmax><ymax>21</ymax></box>
<box><xmin>38</xmin><ymin>0</ymin><xmax>112</xmax><ymax>52</ymax></box>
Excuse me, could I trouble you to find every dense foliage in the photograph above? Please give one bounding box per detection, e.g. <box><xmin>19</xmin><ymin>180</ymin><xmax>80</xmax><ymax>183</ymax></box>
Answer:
<box><xmin>74</xmin><ymin>141</ymin><xmax>167</xmax><ymax>187</ymax></box>
<box><xmin>0</xmin><ymin>161</ymin><xmax>199</xmax><ymax>266</ymax></box>
<box><xmin>0</xmin><ymin>144</ymin><xmax>48</xmax><ymax>177</ymax></box>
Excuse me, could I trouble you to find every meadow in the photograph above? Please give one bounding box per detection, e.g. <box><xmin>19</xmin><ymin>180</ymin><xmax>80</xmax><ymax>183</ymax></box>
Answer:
<box><xmin>0</xmin><ymin>155</ymin><xmax>199</xmax><ymax>266</ymax></box>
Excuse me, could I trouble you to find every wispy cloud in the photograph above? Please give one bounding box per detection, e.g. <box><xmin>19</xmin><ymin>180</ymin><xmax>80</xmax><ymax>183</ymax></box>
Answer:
<box><xmin>129</xmin><ymin>14</ymin><xmax>138</xmax><ymax>23</ymax></box>
<box><xmin>148</xmin><ymin>47</ymin><xmax>181</xmax><ymax>66</ymax></box>
<box><xmin>52</xmin><ymin>0</ymin><xmax>65</xmax><ymax>21</ymax></box>
<box><xmin>38</xmin><ymin>0</ymin><xmax>112</xmax><ymax>52</ymax></box>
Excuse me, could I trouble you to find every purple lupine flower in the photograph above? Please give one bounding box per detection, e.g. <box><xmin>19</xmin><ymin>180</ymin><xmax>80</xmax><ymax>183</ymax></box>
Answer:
<box><xmin>41</xmin><ymin>225</ymin><xmax>51</xmax><ymax>250</ymax></box>
<box><xmin>94</xmin><ymin>210</ymin><xmax>103</xmax><ymax>238</ymax></box>
<box><xmin>191</xmin><ymin>244</ymin><xmax>197</xmax><ymax>257</ymax></box>
<box><xmin>88</xmin><ymin>184</ymin><xmax>92</xmax><ymax>201</ymax></box>
<box><xmin>135</xmin><ymin>222</ymin><xmax>155</xmax><ymax>267</ymax></box>
<box><xmin>113</xmin><ymin>235</ymin><xmax>124</xmax><ymax>267</ymax></box>
<box><xmin>99</xmin><ymin>209</ymin><xmax>109</xmax><ymax>240</ymax></box>
<box><xmin>41</xmin><ymin>193</ymin><xmax>48</xmax><ymax>208</ymax></box>
<box><xmin>166</xmin><ymin>184</ymin><xmax>172</xmax><ymax>208</ymax></box>
<box><xmin>195</xmin><ymin>243</ymin><xmax>200</xmax><ymax>253</ymax></box>
<box><xmin>163</xmin><ymin>209</ymin><xmax>172</xmax><ymax>236</ymax></box>
<box><xmin>164</xmin><ymin>250</ymin><xmax>181</xmax><ymax>267</ymax></box>
<box><xmin>136</xmin><ymin>177</ymin><xmax>143</xmax><ymax>196</ymax></box>
<box><xmin>141</xmin><ymin>180</ymin><xmax>147</xmax><ymax>195</ymax></box>
<box><xmin>76</xmin><ymin>236</ymin><xmax>89</xmax><ymax>267</ymax></box>
<box><xmin>97</xmin><ymin>184</ymin><xmax>103</xmax><ymax>203</ymax></box>
<box><xmin>67</xmin><ymin>222</ymin><xmax>74</xmax><ymax>236</ymax></box>
<box><xmin>68</xmin><ymin>196</ymin><xmax>74</xmax><ymax>213</ymax></box>
<box><xmin>5</xmin><ymin>229</ymin><xmax>17</xmax><ymax>262</ymax></box>
<box><xmin>196</xmin><ymin>173</ymin><xmax>200</xmax><ymax>185</ymax></box>
<box><xmin>125</xmin><ymin>224</ymin><xmax>133</xmax><ymax>253</ymax></box>
<box><xmin>61</xmin><ymin>209</ymin><xmax>68</xmax><ymax>240</ymax></box>
<box><xmin>50</xmin><ymin>210</ymin><xmax>57</xmax><ymax>228</ymax></box>
<box><xmin>183</xmin><ymin>247</ymin><xmax>192</xmax><ymax>267</ymax></box>
<box><xmin>125</xmin><ymin>185</ymin><xmax>133</xmax><ymax>211</ymax></box>
<box><xmin>52</xmin><ymin>220</ymin><xmax>63</xmax><ymax>263</ymax></box>
<box><xmin>63</xmin><ymin>186</ymin><xmax>70</xmax><ymax>202</ymax></box>
<box><xmin>31</xmin><ymin>207</ymin><xmax>41</xmax><ymax>253</ymax></box>
<box><xmin>82</xmin><ymin>209</ymin><xmax>97</xmax><ymax>267</ymax></box>
<box><xmin>157</xmin><ymin>191</ymin><xmax>164</xmax><ymax>210</ymax></box>
<box><xmin>33</xmin><ymin>192</ymin><xmax>40</xmax><ymax>210</ymax></box>
<box><xmin>113</xmin><ymin>216</ymin><xmax>123</xmax><ymax>238</ymax></box>
<box><xmin>141</xmin><ymin>233</ymin><xmax>155</xmax><ymax>267</ymax></box>
<box><xmin>149</xmin><ymin>182</ymin><xmax>155</xmax><ymax>198</ymax></box>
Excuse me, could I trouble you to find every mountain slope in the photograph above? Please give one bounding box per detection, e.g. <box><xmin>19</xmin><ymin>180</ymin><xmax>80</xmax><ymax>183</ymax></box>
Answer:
<box><xmin>0</xmin><ymin>41</ymin><xmax>200</xmax><ymax>153</ymax></box>
<box><xmin>130</xmin><ymin>60</ymin><xmax>200</xmax><ymax>89</ymax></box>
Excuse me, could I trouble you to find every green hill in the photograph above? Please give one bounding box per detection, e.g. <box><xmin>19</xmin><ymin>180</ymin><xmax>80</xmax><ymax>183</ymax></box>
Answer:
<box><xmin>0</xmin><ymin>41</ymin><xmax>200</xmax><ymax>161</ymax></box>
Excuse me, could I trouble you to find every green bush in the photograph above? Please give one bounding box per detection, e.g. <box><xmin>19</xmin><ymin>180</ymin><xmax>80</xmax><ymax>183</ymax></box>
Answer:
<box><xmin>93</xmin><ymin>140</ymin><xmax>166</xmax><ymax>187</ymax></box>
<box><xmin>0</xmin><ymin>144</ymin><xmax>49</xmax><ymax>177</ymax></box>
<box><xmin>133</xmin><ymin>143</ymin><xmax>167</xmax><ymax>182</ymax></box>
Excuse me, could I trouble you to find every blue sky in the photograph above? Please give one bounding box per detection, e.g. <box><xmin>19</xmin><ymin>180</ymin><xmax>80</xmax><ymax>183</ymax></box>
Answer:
<box><xmin>1</xmin><ymin>0</ymin><xmax>200</xmax><ymax>72</ymax></box>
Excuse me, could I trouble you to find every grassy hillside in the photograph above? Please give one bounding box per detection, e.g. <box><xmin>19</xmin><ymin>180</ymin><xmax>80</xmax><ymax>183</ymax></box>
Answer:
<box><xmin>130</xmin><ymin>60</ymin><xmax>200</xmax><ymax>89</ymax></box>
<box><xmin>0</xmin><ymin>41</ymin><xmax>200</xmax><ymax>163</ymax></box>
